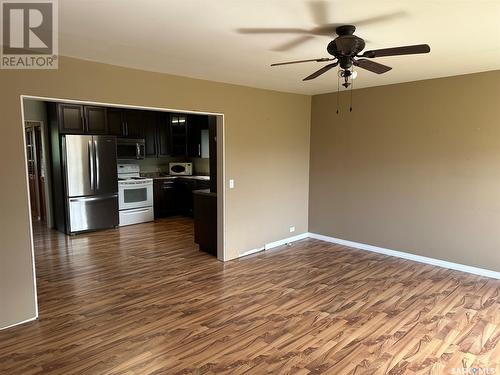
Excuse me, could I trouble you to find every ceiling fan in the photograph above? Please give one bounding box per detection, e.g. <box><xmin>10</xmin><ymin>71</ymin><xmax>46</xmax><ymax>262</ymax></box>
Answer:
<box><xmin>271</xmin><ymin>24</ymin><xmax>430</xmax><ymax>87</ymax></box>
<box><xmin>237</xmin><ymin>1</ymin><xmax>430</xmax><ymax>88</ymax></box>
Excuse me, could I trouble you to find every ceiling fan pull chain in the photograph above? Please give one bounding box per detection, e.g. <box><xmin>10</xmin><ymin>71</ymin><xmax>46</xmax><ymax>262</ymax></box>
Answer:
<box><xmin>350</xmin><ymin>69</ymin><xmax>354</xmax><ymax>112</ymax></box>
<box><xmin>336</xmin><ymin>75</ymin><xmax>340</xmax><ymax>115</ymax></box>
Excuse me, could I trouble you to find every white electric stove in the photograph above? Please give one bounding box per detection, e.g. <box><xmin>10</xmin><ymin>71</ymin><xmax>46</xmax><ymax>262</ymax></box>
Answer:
<box><xmin>117</xmin><ymin>164</ymin><xmax>154</xmax><ymax>226</ymax></box>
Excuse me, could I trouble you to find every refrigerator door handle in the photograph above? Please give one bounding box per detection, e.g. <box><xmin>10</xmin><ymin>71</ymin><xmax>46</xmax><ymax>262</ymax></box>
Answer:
<box><xmin>88</xmin><ymin>140</ymin><xmax>95</xmax><ymax>192</ymax></box>
<box><xmin>94</xmin><ymin>139</ymin><xmax>100</xmax><ymax>191</ymax></box>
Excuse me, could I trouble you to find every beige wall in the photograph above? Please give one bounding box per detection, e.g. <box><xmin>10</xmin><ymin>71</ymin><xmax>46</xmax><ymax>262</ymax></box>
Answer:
<box><xmin>309</xmin><ymin>70</ymin><xmax>500</xmax><ymax>272</ymax></box>
<box><xmin>0</xmin><ymin>57</ymin><xmax>311</xmax><ymax>328</ymax></box>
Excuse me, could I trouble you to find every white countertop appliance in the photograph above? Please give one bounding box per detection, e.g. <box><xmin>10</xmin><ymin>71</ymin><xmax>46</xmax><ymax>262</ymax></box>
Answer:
<box><xmin>117</xmin><ymin>164</ymin><xmax>154</xmax><ymax>226</ymax></box>
<box><xmin>169</xmin><ymin>162</ymin><xmax>193</xmax><ymax>176</ymax></box>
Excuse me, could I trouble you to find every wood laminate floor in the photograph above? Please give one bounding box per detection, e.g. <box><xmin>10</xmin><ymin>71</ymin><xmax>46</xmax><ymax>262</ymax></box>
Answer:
<box><xmin>0</xmin><ymin>217</ymin><xmax>499</xmax><ymax>374</ymax></box>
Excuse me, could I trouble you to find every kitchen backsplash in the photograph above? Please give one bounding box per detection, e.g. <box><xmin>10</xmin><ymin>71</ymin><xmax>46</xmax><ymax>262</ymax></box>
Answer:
<box><xmin>125</xmin><ymin>157</ymin><xmax>210</xmax><ymax>175</ymax></box>
<box><xmin>191</xmin><ymin>157</ymin><xmax>209</xmax><ymax>176</ymax></box>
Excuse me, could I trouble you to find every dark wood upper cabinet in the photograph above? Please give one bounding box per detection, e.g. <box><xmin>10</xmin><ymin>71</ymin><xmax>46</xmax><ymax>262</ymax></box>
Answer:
<box><xmin>157</xmin><ymin>113</ymin><xmax>171</xmax><ymax>158</ymax></box>
<box><xmin>144</xmin><ymin>112</ymin><xmax>171</xmax><ymax>158</ymax></box>
<box><xmin>170</xmin><ymin>114</ymin><xmax>188</xmax><ymax>157</ymax></box>
<box><xmin>58</xmin><ymin>104</ymin><xmax>84</xmax><ymax>134</ymax></box>
<box><xmin>124</xmin><ymin>110</ymin><xmax>144</xmax><ymax>138</ymax></box>
<box><xmin>144</xmin><ymin>112</ymin><xmax>158</xmax><ymax>157</ymax></box>
<box><xmin>187</xmin><ymin>115</ymin><xmax>201</xmax><ymax>158</ymax></box>
<box><xmin>187</xmin><ymin>115</ymin><xmax>209</xmax><ymax>158</ymax></box>
<box><xmin>109</xmin><ymin>108</ymin><xmax>145</xmax><ymax>138</ymax></box>
<box><xmin>56</xmin><ymin>106</ymin><xmax>212</xmax><ymax>164</ymax></box>
<box><xmin>107</xmin><ymin>108</ymin><xmax>125</xmax><ymax>136</ymax></box>
<box><xmin>84</xmin><ymin>106</ymin><xmax>107</xmax><ymax>134</ymax></box>
<box><xmin>59</xmin><ymin>104</ymin><xmax>108</xmax><ymax>135</ymax></box>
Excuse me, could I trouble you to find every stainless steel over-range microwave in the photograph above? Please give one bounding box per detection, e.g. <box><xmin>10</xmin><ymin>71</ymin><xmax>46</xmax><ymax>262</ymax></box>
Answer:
<box><xmin>117</xmin><ymin>138</ymin><xmax>145</xmax><ymax>160</ymax></box>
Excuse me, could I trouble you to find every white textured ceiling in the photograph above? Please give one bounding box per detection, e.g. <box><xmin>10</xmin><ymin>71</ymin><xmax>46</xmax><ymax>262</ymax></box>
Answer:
<box><xmin>59</xmin><ymin>0</ymin><xmax>500</xmax><ymax>95</ymax></box>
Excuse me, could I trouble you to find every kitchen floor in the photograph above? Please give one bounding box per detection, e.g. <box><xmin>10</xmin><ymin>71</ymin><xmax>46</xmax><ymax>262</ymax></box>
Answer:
<box><xmin>1</xmin><ymin>219</ymin><xmax>499</xmax><ymax>374</ymax></box>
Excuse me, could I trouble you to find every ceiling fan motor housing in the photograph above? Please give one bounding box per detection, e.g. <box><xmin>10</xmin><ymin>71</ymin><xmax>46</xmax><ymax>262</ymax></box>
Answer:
<box><xmin>327</xmin><ymin>25</ymin><xmax>366</xmax><ymax>70</ymax></box>
<box><xmin>328</xmin><ymin>36</ymin><xmax>366</xmax><ymax>69</ymax></box>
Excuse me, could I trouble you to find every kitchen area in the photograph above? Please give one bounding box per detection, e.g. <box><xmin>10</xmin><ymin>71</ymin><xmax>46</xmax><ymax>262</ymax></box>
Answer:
<box><xmin>26</xmin><ymin>100</ymin><xmax>218</xmax><ymax>257</ymax></box>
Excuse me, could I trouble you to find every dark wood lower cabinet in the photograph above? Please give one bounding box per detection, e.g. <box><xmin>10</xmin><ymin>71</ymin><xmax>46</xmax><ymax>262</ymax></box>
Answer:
<box><xmin>154</xmin><ymin>179</ymin><xmax>178</xmax><ymax>218</ymax></box>
<box><xmin>154</xmin><ymin>178</ymin><xmax>210</xmax><ymax>218</ymax></box>
<box><xmin>193</xmin><ymin>190</ymin><xmax>217</xmax><ymax>256</ymax></box>
<box><xmin>176</xmin><ymin>179</ymin><xmax>197</xmax><ymax>216</ymax></box>
<box><xmin>208</xmin><ymin>116</ymin><xmax>217</xmax><ymax>193</ymax></box>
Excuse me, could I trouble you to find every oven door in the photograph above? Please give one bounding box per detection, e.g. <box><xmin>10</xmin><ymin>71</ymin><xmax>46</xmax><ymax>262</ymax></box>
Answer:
<box><xmin>119</xmin><ymin>182</ymin><xmax>153</xmax><ymax>210</ymax></box>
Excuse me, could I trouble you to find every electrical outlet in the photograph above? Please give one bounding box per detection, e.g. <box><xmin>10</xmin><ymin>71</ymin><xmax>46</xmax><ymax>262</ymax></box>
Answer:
<box><xmin>229</xmin><ymin>179</ymin><xmax>235</xmax><ymax>189</ymax></box>
<box><xmin>289</xmin><ymin>226</ymin><xmax>296</xmax><ymax>233</ymax></box>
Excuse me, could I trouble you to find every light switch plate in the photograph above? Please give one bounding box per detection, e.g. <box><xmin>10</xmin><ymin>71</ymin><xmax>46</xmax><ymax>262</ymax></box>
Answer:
<box><xmin>289</xmin><ymin>226</ymin><xmax>296</xmax><ymax>233</ymax></box>
<box><xmin>229</xmin><ymin>179</ymin><xmax>235</xmax><ymax>189</ymax></box>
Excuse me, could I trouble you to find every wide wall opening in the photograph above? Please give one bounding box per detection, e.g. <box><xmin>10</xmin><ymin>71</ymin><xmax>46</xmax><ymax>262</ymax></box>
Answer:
<box><xmin>21</xmin><ymin>96</ymin><xmax>226</xmax><ymax>323</ymax></box>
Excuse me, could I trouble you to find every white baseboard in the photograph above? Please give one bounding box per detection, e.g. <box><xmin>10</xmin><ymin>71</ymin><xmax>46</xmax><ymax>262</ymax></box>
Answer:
<box><xmin>240</xmin><ymin>232</ymin><xmax>309</xmax><ymax>257</ymax></box>
<box><xmin>309</xmin><ymin>233</ymin><xmax>500</xmax><ymax>280</ymax></box>
<box><xmin>0</xmin><ymin>316</ymin><xmax>37</xmax><ymax>331</ymax></box>
<box><xmin>265</xmin><ymin>232</ymin><xmax>310</xmax><ymax>250</ymax></box>
<box><xmin>240</xmin><ymin>246</ymin><xmax>265</xmax><ymax>257</ymax></box>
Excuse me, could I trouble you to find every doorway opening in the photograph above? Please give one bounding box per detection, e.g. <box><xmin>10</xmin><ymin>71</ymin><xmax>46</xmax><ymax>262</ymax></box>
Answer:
<box><xmin>25</xmin><ymin>122</ymin><xmax>47</xmax><ymax>223</ymax></box>
<box><xmin>23</xmin><ymin>98</ymin><xmax>54</xmax><ymax>232</ymax></box>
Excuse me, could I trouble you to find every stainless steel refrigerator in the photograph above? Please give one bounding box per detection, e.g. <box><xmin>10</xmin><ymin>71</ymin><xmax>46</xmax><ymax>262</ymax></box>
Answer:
<box><xmin>63</xmin><ymin>135</ymin><xmax>118</xmax><ymax>233</ymax></box>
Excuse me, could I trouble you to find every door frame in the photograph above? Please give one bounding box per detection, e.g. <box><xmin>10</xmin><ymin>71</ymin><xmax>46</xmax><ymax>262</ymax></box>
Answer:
<box><xmin>24</xmin><ymin>122</ymin><xmax>42</xmax><ymax>220</ymax></box>
<box><xmin>20</xmin><ymin>95</ymin><xmax>227</xmax><ymax>319</ymax></box>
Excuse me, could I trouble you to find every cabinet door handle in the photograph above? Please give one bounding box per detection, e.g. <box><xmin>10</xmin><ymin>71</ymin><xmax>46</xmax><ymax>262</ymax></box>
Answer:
<box><xmin>156</xmin><ymin>128</ymin><xmax>160</xmax><ymax>157</ymax></box>
<box><xmin>82</xmin><ymin>111</ymin><xmax>87</xmax><ymax>132</ymax></box>
<box><xmin>198</xmin><ymin>144</ymin><xmax>201</xmax><ymax>157</ymax></box>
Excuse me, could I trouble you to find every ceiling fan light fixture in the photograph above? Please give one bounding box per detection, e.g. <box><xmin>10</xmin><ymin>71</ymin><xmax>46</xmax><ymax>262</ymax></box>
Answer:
<box><xmin>337</xmin><ymin>69</ymin><xmax>357</xmax><ymax>80</ymax></box>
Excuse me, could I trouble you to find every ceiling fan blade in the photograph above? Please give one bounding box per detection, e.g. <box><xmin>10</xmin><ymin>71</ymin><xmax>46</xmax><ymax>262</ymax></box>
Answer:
<box><xmin>362</xmin><ymin>44</ymin><xmax>431</xmax><ymax>58</ymax></box>
<box><xmin>303</xmin><ymin>62</ymin><xmax>339</xmax><ymax>81</ymax></box>
<box><xmin>308</xmin><ymin>0</ymin><xmax>329</xmax><ymax>26</ymax></box>
<box><xmin>273</xmin><ymin>35</ymin><xmax>315</xmax><ymax>52</ymax></box>
<box><xmin>354</xmin><ymin>59</ymin><xmax>392</xmax><ymax>74</ymax></box>
<box><xmin>351</xmin><ymin>11</ymin><xmax>406</xmax><ymax>27</ymax></box>
<box><xmin>236</xmin><ymin>27</ymin><xmax>310</xmax><ymax>34</ymax></box>
<box><xmin>271</xmin><ymin>58</ymin><xmax>335</xmax><ymax>67</ymax></box>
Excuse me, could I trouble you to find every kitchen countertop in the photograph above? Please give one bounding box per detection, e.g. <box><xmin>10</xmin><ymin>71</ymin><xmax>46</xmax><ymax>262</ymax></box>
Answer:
<box><xmin>140</xmin><ymin>173</ymin><xmax>210</xmax><ymax>181</ymax></box>
<box><xmin>193</xmin><ymin>189</ymin><xmax>216</xmax><ymax>197</ymax></box>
